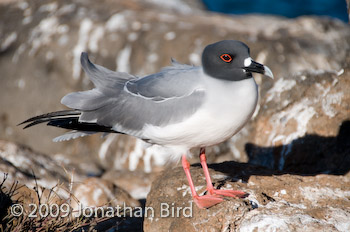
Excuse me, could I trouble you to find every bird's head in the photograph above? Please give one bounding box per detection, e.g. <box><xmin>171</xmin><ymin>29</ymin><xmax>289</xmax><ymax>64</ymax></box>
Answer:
<box><xmin>202</xmin><ymin>40</ymin><xmax>273</xmax><ymax>81</ymax></box>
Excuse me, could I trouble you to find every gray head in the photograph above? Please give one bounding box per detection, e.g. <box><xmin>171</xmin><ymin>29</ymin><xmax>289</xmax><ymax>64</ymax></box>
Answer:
<box><xmin>202</xmin><ymin>40</ymin><xmax>273</xmax><ymax>81</ymax></box>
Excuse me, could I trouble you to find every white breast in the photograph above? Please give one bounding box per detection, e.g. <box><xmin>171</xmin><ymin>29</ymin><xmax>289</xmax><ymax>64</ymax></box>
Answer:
<box><xmin>142</xmin><ymin>71</ymin><xmax>258</xmax><ymax>151</ymax></box>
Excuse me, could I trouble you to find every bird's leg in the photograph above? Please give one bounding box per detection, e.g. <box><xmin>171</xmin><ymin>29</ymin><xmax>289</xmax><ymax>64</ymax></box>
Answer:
<box><xmin>199</xmin><ymin>148</ymin><xmax>248</xmax><ymax>198</ymax></box>
<box><xmin>182</xmin><ymin>155</ymin><xmax>223</xmax><ymax>209</ymax></box>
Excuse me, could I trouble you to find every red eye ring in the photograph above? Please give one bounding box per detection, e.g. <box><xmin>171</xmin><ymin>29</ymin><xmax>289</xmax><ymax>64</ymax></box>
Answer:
<box><xmin>220</xmin><ymin>54</ymin><xmax>233</xmax><ymax>63</ymax></box>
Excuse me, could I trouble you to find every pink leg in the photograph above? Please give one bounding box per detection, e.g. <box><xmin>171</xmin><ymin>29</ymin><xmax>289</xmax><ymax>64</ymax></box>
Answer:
<box><xmin>182</xmin><ymin>155</ymin><xmax>223</xmax><ymax>209</ymax></box>
<box><xmin>199</xmin><ymin>148</ymin><xmax>248</xmax><ymax>198</ymax></box>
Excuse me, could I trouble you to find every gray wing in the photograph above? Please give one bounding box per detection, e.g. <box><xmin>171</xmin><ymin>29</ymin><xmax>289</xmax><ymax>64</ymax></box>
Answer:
<box><xmin>124</xmin><ymin>60</ymin><xmax>201</xmax><ymax>101</ymax></box>
<box><xmin>61</xmin><ymin>53</ymin><xmax>205</xmax><ymax>137</ymax></box>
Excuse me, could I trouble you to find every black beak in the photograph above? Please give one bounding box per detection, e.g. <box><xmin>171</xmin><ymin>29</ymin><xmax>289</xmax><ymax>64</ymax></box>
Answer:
<box><xmin>243</xmin><ymin>60</ymin><xmax>274</xmax><ymax>79</ymax></box>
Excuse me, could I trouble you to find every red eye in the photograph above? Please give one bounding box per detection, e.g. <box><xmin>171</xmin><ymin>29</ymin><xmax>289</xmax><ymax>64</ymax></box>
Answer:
<box><xmin>220</xmin><ymin>54</ymin><xmax>233</xmax><ymax>63</ymax></box>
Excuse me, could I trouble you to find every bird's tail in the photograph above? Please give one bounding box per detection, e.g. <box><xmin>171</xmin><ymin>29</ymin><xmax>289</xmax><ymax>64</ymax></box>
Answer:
<box><xmin>18</xmin><ymin>110</ymin><xmax>117</xmax><ymax>142</ymax></box>
<box><xmin>18</xmin><ymin>110</ymin><xmax>81</xmax><ymax>129</ymax></box>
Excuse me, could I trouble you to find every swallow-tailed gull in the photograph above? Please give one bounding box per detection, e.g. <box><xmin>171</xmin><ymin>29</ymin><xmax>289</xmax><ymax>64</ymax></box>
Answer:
<box><xmin>20</xmin><ymin>40</ymin><xmax>273</xmax><ymax>208</ymax></box>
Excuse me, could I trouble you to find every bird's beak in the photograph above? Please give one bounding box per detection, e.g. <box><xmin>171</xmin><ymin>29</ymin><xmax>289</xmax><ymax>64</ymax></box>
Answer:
<box><xmin>243</xmin><ymin>58</ymin><xmax>274</xmax><ymax>79</ymax></box>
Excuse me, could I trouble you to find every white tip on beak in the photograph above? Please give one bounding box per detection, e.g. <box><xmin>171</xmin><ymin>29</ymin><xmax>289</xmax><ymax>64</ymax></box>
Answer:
<box><xmin>264</xmin><ymin>65</ymin><xmax>274</xmax><ymax>79</ymax></box>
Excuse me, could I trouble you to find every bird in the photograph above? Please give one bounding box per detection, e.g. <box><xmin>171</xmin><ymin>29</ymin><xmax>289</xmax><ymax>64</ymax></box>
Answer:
<box><xmin>19</xmin><ymin>40</ymin><xmax>273</xmax><ymax>209</ymax></box>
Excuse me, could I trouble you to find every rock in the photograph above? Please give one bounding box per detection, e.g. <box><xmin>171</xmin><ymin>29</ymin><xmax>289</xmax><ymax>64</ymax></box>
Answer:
<box><xmin>144</xmin><ymin>162</ymin><xmax>350</xmax><ymax>232</ymax></box>
<box><xmin>247</xmin><ymin>69</ymin><xmax>350</xmax><ymax>174</ymax></box>
<box><xmin>0</xmin><ymin>140</ymin><xmax>85</xmax><ymax>190</ymax></box>
<box><xmin>102</xmin><ymin>169</ymin><xmax>160</xmax><ymax>200</ymax></box>
<box><xmin>94</xmin><ymin>134</ymin><xmax>167</xmax><ymax>173</ymax></box>
<box><xmin>0</xmin><ymin>140</ymin><xmax>142</xmax><ymax>231</ymax></box>
<box><xmin>4</xmin><ymin>183</ymin><xmax>65</xmax><ymax>213</ymax></box>
<box><xmin>0</xmin><ymin>139</ymin><xmax>142</xmax><ymax>210</ymax></box>
<box><xmin>70</xmin><ymin>177</ymin><xmax>140</xmax><ymax>214</ymax></box>
<box><xmin>1</xmin><ymin>0</ymin><xmax>349</xmax><ymax>174</ymax></box>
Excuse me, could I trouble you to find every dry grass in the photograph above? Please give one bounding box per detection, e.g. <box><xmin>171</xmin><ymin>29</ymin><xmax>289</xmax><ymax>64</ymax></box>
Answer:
<box><xmin>0</xmin><ymin>174</ymin><xmax>128</xmax><ymax>232</ymax></box>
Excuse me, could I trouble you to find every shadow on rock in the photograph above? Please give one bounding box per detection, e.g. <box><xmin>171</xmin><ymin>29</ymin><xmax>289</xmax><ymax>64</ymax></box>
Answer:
<box><xmin>245</xmin><ymin>120</ymin><xmax>350</xmax><ymax>175</ymax></box>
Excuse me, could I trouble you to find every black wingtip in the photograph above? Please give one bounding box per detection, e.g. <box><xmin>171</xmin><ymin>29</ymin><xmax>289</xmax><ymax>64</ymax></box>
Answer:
<box><xmin>17</xmin><ymin>116</ymin><xmax>38</xmax><ymax>127</ymax></box>
<box><xmin>23</xmin><ymin>121</ymin><xmax>41</xmax><ymax>129</ymax></box>
<box><xmin>17</xmin><ymin>121</ymin><xmax>25</xmax><ymax>126</ymax></box>
<box><xmin>18</xmin><ymin>110</ymin><xmax>81</xmax><ymax>129</ymax></box>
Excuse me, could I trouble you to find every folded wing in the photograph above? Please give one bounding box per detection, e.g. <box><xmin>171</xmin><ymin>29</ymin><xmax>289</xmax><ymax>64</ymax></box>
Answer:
<box><xmin>61</xmin><ymin>53</ymin><xmax>205</xmax><ymax>138</ymax></box>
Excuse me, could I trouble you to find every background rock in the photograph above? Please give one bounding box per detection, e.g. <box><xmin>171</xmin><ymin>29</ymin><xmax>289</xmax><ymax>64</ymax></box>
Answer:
<box><xmin>0</xmin><ymin>139</ymin><xmax>140</xmax><ymax>217</ymax></box>
<box><xmin>102</xmin><ymin>169</ymin><xmax>159</xmax><ymax>200</ymax></box>
<box><xmin>0</xmin><ymin>139</ymin><xmax>85</xmax><ymax>191</ymax></box>
<box><xmin>247</xmin><ymin>69</ymin><xmax>350</xmax><ymax>174</ymax></box>
<box><xmin>70</xmin><ymin>177</ymin><xmax>140</xmax><ymax>213</ymax></box>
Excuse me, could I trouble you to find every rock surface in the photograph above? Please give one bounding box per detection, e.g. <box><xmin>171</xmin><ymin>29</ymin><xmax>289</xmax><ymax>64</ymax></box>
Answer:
<box><xmin>0</xmin><ymin>139</ymin><xmax>85</xmax><ymax>190</ymax></box>
<box><xmin>247</xmin><ymin>69</ymin><xmax>350</xmax><ymax>174</ymax></box>
<box><xmin>102</xmin><ymin>169</ymin><xmax>159</xmax><ymax>200</ymax></box>
<box><xmin>0</xmin><ymin>140</ymin><xmax>141</xmax><ymax>225</ymax></box>
<box><xmin>70</xmin><ymin>177</ymin><xmax>140</xmax><ymax>213</ymax></box>
<box><xmin>144</xmin><ymin>162</ymin><xmax>350</xmax><ymax>232</ymax></box>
